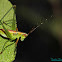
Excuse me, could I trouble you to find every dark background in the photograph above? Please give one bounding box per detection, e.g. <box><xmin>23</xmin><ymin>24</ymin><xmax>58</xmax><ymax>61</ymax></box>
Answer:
<box><xmin>9</xmin><ymin>0</ymin><xmax>62</xmax><ymax>62</ymax></box>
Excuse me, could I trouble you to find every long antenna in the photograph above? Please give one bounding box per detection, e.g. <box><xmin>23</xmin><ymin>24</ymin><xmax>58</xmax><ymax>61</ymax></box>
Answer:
<box><xmin>0</xmin><ymin>5</ymin><xmax>16</xmax><ymax>22</ymax></box>
<box><xmin>28</xmin><ymin>22</ymin><xmax>43</xmax><ymax>35</ymax></box>
<box><xmin>0</xmin><ymin>7</ymin><xmax>13</xmax><ymax>21</ymax></box>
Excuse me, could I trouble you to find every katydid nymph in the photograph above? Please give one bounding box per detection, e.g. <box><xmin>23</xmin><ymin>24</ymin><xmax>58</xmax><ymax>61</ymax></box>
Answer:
<box><xmin>0</xmin><ymin>5</ymin><xmax>43</xmax><ymax>54</ymax></box>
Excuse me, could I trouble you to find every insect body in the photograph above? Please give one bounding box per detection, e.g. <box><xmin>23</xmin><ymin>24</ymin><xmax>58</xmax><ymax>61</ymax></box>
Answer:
<box><xmin>0</xmin><ymin>29</ymin><xmax>28</xmax><ymax>41</ymax></box>
<box><xmin>0</xmin><ymin>4</ymin><xmax>43</xmax><ymax>54</ymax></box>
<box><xmin>0</xmin><ymin>5</ymin><xmax>27</xmax><ymax>54</ymax></box>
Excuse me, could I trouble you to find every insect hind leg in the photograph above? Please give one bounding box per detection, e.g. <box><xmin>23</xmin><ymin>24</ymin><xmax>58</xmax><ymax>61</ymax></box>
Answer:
<box><xmin>0</xmin><ymin>40</ymin><xmax>9</xmax><ymax>54</ymax></box>
<box><xmin>0</xmin><ymin>34</ymin><xmax>10</xmax><ymax>40</ymax></box>
<box><xmin>0</xmin><ymin>40</ymin><xmax>16</xmax><ymax>54</ymax></box>
<box><xmin>0</xmin><ymin>29</ymin><xmax>6</xmax><ymax>34</ymax></box>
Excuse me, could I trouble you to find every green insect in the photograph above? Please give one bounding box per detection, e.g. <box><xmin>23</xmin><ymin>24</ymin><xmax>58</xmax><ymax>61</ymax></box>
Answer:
<box><xmin>0</xmin><ymin>4</ymin><xmax>43</xmax><ymax>54</ymax></box>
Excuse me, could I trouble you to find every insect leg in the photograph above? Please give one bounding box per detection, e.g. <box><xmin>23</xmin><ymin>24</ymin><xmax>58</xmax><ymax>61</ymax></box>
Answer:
<box><xmin>0</xmin><ymin>40</ymin><xmax>9</xmax><ymax>54</ymax></box>
<box><xmin>0</xmin><ymin>34</ymin><xmax>10</xmax><ymax>40</ymax></box>
<box><xmin>14</xmin><ymin>39</ymin><xmax>19</xmax><ymax>55</ymax></box>
<box><xmin>0</xmin><ymin>40</ymin><xmax>16</xmax><ymax>54</ymax></box>
<box><xmin>3</xmin><ymin>21</ymin><xmax>11</xmax><ymax>27</ymax></box>
<box><xmin>0</xmin><ymin>29</ymin><xmax>6</xmax><ymax>34</ymax></box>
<box><xmin>15</xmin><ymin>39</ymin><xmax>19</xmax><ymax>45</ymax></box>
<box><xmin>16</xmin><ymin>28</ymin><xmax>18</xmax><ymax>31</ymax></box>
<box><xmin>0</xmin><ymin>6</ymin><xmax>14</xmax><ymax>21</ymax></box>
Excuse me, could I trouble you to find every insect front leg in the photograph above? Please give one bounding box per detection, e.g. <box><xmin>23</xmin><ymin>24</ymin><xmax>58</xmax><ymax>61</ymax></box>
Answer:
<box><xmin>14</xmin><ymin>39</ymin><xmax>19</xmax><ymax>55</ymax></box>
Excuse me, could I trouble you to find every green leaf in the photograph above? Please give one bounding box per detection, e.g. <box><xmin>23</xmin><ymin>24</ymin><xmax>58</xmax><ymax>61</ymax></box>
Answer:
<box><xmin>0</xmin><ymin>0</ymin><xmax>16</xmax><ymax>62</ymax></box>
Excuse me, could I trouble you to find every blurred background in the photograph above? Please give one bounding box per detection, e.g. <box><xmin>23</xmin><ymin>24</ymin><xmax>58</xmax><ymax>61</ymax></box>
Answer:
<box><xmin>9</xmin><ymin>0</ymin><xmax>62</xmax><ymax>62</ymax></box>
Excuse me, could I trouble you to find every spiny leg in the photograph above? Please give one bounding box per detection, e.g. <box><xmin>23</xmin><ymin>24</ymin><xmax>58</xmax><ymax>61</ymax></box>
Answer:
<box><xmin>0</xmin><ymin>40</ymin><xmax>16</xmax><ymax>54</ymax></box>
<box><xmin>3</xmin><ymin>42</ymin><xmax>15</xmax><ymax>54</ymax></box>
<box><xmin>0</xmin><ymin>40</ymin><xmax>9</xmax><ymax>54</ymax></box>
